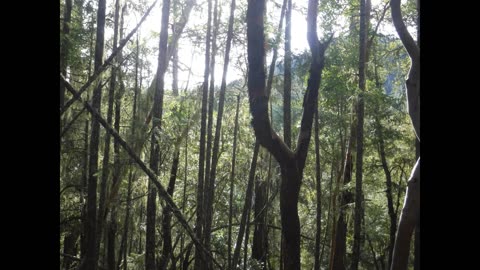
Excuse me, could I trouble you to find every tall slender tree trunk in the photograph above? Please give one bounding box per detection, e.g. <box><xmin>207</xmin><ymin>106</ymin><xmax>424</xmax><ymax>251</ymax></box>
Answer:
<box><xmin>375</xmin><ymin>117</ymin><xmax>397</xmax><ymax>269</ymax></box>
<box><xmin>313</xmin><ymin>104</ymin><xmax>322</xmax><ymax>270</ymax></box>
<box><xmin>146</xmin><ymin>0</ymin><xmax>171</xmax><ymax>269</ymax></box>
<box><xmin>228</xmin><ymin>95</ymin><xmax>240</xmax><ymax>270</ymax></box>
<box><xmin>97</xmin><ymin>0</ymin><xmax>121</xmax><ymax>262</ymax></box>
<box><xmin>252</xmin><ymin>177</ymin><xmax>268</xmax><ymax>269</ymax></box>
<box><xmin>80</xmin><ymin>0</ymin><xmax>106</xmax><ymax>268</ymax></box>
<box><xmin>117</xmin><ymin>12</ymin><xmax>139</xmax><ymax>270</ymax></box>
<box><xmin>194</xmin><ymin>0</ymin><xmax>212</xmax><ymax>268</ymax></box>
<box><xmin>108</xmin><ymin>4</ymin><xmax>127</xmax><ymax>269</ymax></box>
<box><xmin>283</xmin><ymin>0</ymin><xmax>292</xmax><ymax>148</ymax></box>
<box><xmin>60</xmin><ymin>0</ymin><xmax>72</xmax><ymax>108</ymax></box>
<box><xmin>203</xmin><ymin>0</ymin><xmax>219</xmax><ymax>265</ymax></box>
<box><xmin>63</xmin><ymin>230</ymin><xmax>79</xmax><ymax>270</ymax></box>
<box><xmin>246</xmin><ymin>1</ymin><xmax>331</xmax><ymax>269</ymax></box>
<box><xmin>158</xmin><ymin>150</ymin><xmax>181</xmax><ymax>270</ymax></box>
<box><xmin>330</xmin><ymin>103</ymin><xmax>356</xmax><ymax>270</ymax></box>
<box><xmin>80</xmin><ymin>113</ymin><xmax>89</xmax><ymax>259</ymax></box>
<box><xmin>390</xmin><ymin>0</ymin><xmax>420</xmax><ymax>268</ymax></box>
<box><xmin>413</xmin><ymin>138</ymin><xmax>420</xmax><ymax>270</ymax></box>
<box><xmin>243</xmin><ymin>205</ymin><xmax>251</xmax><ymax>270</ymax></box>
<box><xmin>232</xmin><ymin>142</ymin><xmax>260</xmax><ymax>269</ymax></box>
<box><xmin>350</xmin><ymin>0</ymin><xmax>370</xmax><ymax>268</ymax></box>
<box><xmin>180</xmin><ymin>113</ymin><xmax>189</xmax><ymax>270</ymax></box>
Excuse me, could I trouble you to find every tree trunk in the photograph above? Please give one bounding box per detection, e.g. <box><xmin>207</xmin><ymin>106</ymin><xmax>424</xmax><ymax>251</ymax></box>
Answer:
<box><xmin>80</xmin><ymin>0</ymin><xmax>106</xmax><ymax>268</ymax></box>
<box><xmin>228</xmin><ymin>95</ymin><xmax>240</xmax><ymax>270</ymax></box>
<box><xmin>283</xmin><ymin>0</ymin><xmax>292</xmax><ymax>148</ymax></box>
<box><xmin>390</xmin><ymin>0</ymin><xmax>420</xmax><ymax>268</ymax></box>
<box><xmin>350</xmin><ymin>0</ymin><xmax>370</xmax><ymax>268</ymax></box>
<box><xmin>246</xmin><ymin>0</ymin><xmax>330</xmax><ymax>269</ymax></box>
<box><xmin>193</xmin><ymin>0</ymin><xmax>212</xmax><ymax>268</ymax></box>
<box><xmin>313</xmin><ymin>105</ymin><xmax>322</xmax><ymax>270</ymax></box>
<box><xmin>330</xmin><ymin>103</ymin><xmax>356</xmax><ymax>270</ymax></box>
<box><xmin>243</xmin><ymin>206</ymin><xmax>251</xmax><ymax>270</ymax></box>
<box><xmin>375</xmin><ymin>117</ymin><xmax>397</xmax><ymax>269</ymax></box>
<box><xmin>252</xmin><ymin>177</ymin><xmax>268</xmax><ymax>269</ymax></box>
<box><xmin>366</xmin><ymin>234</ymin><xmax>380</xmax><ymax>270</ymax></box>
<box><xmin>158</xmin><ymin>150</ymin><xmax>181</xmax><ymax>270</ymax></box>
<box><xmin>60</xmin><ymin>0</ymin><xmax>72</xmax><ymax>108</ymax></box>
<box><xmin>117</xmin><ymin>9</ymin><xmax>138</xmax><ymax>269</ymax></box>
<box><xmin>97</xmin><ymin>0</ymin><xmax>121</xmax><ymax>262</ymax></box>
<box><xmin>146</xmin><ymin>0</ymin><xmax>171</xmax><ymax>269</ymax></box>
<box><xmin>232</xmin><ymin>142</ymin><xmax>260</xmax><ymax>269</ymax></box>
<box><xmin>203</xmin><ymin>0</ymin><xmax>219</xmax><ymax>265</ymax></box>
<box><xmin>414</xmin><ymin>139</ymin><xmax>420</xmax><ymax>270</ymax></box>
<box><xmin>80</xmin><ymin>116</ymin><xmax>89</xmax><ymax>259</ymax></box>
<box><xmin>62</xmin><ymin>231</ymin><xmax>79</xmax><ymax>270</ymax></box>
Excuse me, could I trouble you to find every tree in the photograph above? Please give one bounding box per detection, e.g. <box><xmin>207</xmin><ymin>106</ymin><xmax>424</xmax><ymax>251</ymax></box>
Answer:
<box><xmin>350</xmin><ymin>0</ymin><xmax>371</xmax><ymax>269</ymax></box>
<box><xmin>79</xmin><ymin>0</ymin><xmax>106</xmax><ymax>268</ymax></box>
<box><xmin>390</xmin><ymin>0</ymin><xmax>420</xmax><ymax>268</ymax></box>
<box><xmin>146</xmin><ymin>0</ymin><xmax>171</xmax><ymax>269</ymax></box>
<box><xmin>193</xmin><ymin>0</ymin><xmax>212</xmax><ymax>268</ymax></box>
<box><xmin>245</xmin><ymin>0</ymin><xmax>331</xmax><ymax>268</ymax></box>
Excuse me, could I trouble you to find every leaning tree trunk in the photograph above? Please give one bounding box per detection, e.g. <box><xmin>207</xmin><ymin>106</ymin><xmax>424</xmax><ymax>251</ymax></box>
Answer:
<box><xmin>350</xmin><ymin>0</ymin><xmax>370</xmax><ymax>268</ymax></box>
<box><xmin>80</xmin><ymin>0</ymin><xmax>106</xmax><ymax>268</ymax></box>
<box><xmin>246</xmin><ymin>0</ymin><xmax>331</xmax><ymax>269</ymax></box>
<box><xmin>390</xmin><ymin>0</ymin><xmax>420</xmax><ymax>269</ymax></box>
<box><xmin>146</xmin><ymin>0</ymin><xmax>170</xmax><ymax>269</ymax></box>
